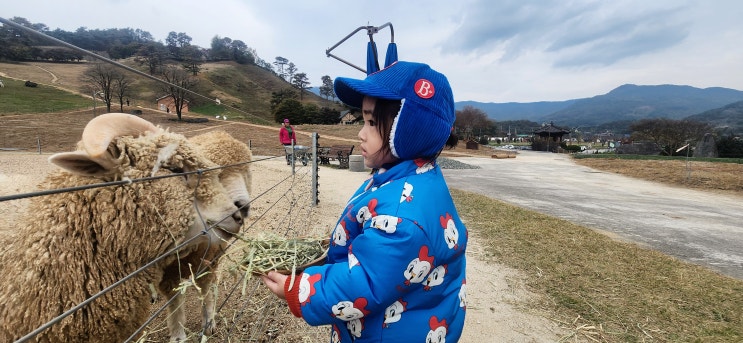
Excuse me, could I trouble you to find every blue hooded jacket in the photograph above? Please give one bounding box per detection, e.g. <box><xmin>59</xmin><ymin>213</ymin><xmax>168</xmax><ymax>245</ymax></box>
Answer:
<box><xmin>285</xmin><ymin>159</ymin><xmax>468</xmax><ymax>342</ymax></box>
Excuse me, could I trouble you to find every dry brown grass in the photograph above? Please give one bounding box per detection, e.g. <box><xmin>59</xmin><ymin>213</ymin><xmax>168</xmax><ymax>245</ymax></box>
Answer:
<box><xmin>574</xmin><ymin>158</ymin><xmax>743</xmax><ymax>196</ymax></box>
<box><xmin>452</xmin><ymin>188</ymin><xmax>743</xmax><ymax>342</ymax></box>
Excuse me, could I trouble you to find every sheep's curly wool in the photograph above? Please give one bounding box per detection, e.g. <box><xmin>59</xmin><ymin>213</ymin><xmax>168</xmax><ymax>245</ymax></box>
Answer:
<box><xmin>0</xmin><ymin>128</ymin><xmax>236</xmax><ymax>342</ymax></box>
<box><xmin>153</xmin><ymin>130</ymin><xmax>254</xmax><ymax>340</ymax></box>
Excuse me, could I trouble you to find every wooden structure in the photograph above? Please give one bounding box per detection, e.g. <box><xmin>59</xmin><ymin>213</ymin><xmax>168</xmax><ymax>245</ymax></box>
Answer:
<box><xmin>339</xmin><ymin>110</ymin><xmax>361</xmax><ymax>125</ymax></box>
<box><xmin>533</xmin><ymin>122</ymin><xmax>570</xmax><ymax>152</ymax></box>
<box><xmin>156</xmin><ymin>95</ymin><xmax>189</xmax><ymax>113</ymax></box>
<box><xmin>318</xmin><ymin>145</ymin><xmax>355</xmax><ymax>169</ymax></box>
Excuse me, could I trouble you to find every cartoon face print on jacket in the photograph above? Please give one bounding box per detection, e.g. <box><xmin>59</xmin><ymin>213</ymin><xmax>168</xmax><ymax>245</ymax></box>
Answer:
<box><xmin>404</xmin><ymin>245</ymin><xmax>434</xmax><ymax>286</ymax></box>
<box><xmin>332</xmin><ymin>298</ymin><xmax>371</xmax><ymax>322</ymax></box>
<box><xmin>440</xmin><ymin>213</ymin><xmax>460</xmax><ymax>250</ymax></box>
<box><xmin>333</xmin><ymin>220</ymin><xmax>349</xmax><ymax>247</ymax></box>
<box><xmin>426</xmin><ymin>316</ymin><xmax>449</xmax><ymax>343</ymax></box>
<box><xmin>424</xmin><ymin>264</ymin><xmax>448</xmax><ymax>291</ymax></box>
<box><xmin>298</xmin><ymin>273</ymin><xmax>322</xmax><ymax>305</ymax></box>
<box><xmin>400</xmin><ymin>182</ymin><xmax>413</xmax><ymax>203</ymax></box>
<box><xmin>370</xmin><ymin>214</ymin><xmax>402</xmax><ymax>234</ymax></box>
<box><xmin>458</xmin><ymin>279</ymin><xmax>467</xmax><ymax>309</ymax></box>
<box><xmin>383</xmin><ymin>298</ymin><xmax>408</xmax><ymax>328</ymax></box>
<box><xmin>356</xmin><ymin>198</ymin><xmax>378</xmax><ymax>225</ymax></box>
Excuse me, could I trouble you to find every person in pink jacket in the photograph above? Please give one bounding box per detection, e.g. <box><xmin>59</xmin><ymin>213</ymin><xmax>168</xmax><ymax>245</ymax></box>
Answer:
<box><xmin>263</xmin><ymin>61</ymin><xmax>467</xmax><ymax>342</ymax></box>
<box><xmin>279</xmin><ymin>118</ymin><xmax>297</xmax><ymax>164</ymax></box>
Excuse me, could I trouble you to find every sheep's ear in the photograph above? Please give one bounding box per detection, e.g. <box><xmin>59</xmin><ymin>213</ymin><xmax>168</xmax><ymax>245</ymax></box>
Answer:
<box><xmin>49</xmin><ymin>151</ymin><xmax>112</xmax><ymax>177</ymax></box>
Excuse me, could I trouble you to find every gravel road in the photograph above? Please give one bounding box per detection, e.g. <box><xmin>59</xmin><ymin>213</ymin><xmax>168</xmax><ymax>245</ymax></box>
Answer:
<box><xmin>443</xmin><ymin>150</ymin><xmax>743</xmax><ymax>280</ymax></box>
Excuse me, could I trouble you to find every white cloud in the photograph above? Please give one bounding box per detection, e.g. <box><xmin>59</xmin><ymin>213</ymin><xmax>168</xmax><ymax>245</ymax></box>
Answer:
<box><xmin>3</xmin><ymin>0</ymin><xmax>743</xmax><ymax>103</ymax></box>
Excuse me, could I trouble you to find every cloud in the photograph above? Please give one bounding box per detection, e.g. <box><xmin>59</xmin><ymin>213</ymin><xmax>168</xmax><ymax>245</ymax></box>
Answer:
<box><xmin>441</xmin><ymin>0</ymin><xmax>691</xmax><ymax>68</ymax></box>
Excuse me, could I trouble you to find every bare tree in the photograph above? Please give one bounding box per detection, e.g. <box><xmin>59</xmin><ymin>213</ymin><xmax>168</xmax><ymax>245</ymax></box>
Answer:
<box><xmin>112</xmin><ymin>72</ymin><xmax>133</xmax><ymax>112</ymax></box>
<box><xmin>159</xmin><ymin>65</ymin><xmax>198</xmax><ymax>120</ymax></box>
<box><xmin>455</xmin><ymin>105</ymin><xmax>493</xmax><ymax>141</ymax></box>
<box><xmin>82</xmin><ymin>62</ymin><xmax>118</xmax><ymax>113</ymax></box>
<box><xmin>630</xmin><ymin>118</ymin><xmax>712</xmax><ymax>156</ymax></box>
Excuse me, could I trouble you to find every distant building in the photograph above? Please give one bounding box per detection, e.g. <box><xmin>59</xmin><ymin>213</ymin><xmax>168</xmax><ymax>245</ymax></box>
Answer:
<box><xmin>156</xmin><ymin>95</ymin><xmax>189</xmax><ymax>113</ymax></box>
<box><xmin>532</xmin><ymin>122</ymin><xmax>570</xmax><ymax>152</ymax></box>
<box><xmin>339</xmin><ymin>110</ymin><xmax>361</xmax><ymax>125</ymax></box>
<box><xmin>533</xmin><ymin>122</ymin><xmax>570</xmax><ymax>142</ymax></box>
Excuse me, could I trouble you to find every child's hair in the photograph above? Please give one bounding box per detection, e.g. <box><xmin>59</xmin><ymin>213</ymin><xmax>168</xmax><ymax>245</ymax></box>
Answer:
<box><xmin>374</xmin><ymin>99</ymin><xmax>458</xmax><ymax>161</ymax></box>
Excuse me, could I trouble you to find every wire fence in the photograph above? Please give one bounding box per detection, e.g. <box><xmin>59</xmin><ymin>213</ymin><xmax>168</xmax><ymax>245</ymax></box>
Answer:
<box><xmin>0</xmin><ymin>150</ymin><xmax>338</xmax><ymax>342</ymax></box>
<box><xmin>0</xmin><ymin>16</ymin><xmax>342</xmax><ymax>342</ymax></box>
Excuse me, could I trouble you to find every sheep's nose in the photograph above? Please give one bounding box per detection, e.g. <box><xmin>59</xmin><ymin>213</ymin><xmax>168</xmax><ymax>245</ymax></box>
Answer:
<box><xmin>232</xmin><ymin>211</ymin><xmax>244</xmax><ymax>227</ymax></box>
<box><xmin>234</xmin><ymin>201</ymin><xmax>250</xmax><ymax>226</ymax></box>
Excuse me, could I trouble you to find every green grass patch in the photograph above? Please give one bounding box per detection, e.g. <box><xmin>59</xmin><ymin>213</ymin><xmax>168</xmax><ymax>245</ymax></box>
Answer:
<box><xmin>0</xmin><ymin>79</ymin><xmax>91</xmax><ymax>114</ymax></box>
<box><xmin>451</xmin><ymin>188</ymin><xmax>743</xmax><ymax>342</ymax></box>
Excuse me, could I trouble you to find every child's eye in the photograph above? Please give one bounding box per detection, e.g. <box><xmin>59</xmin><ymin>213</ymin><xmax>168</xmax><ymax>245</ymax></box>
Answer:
<box><xmin>368</xmin><ymin>120</ymin><xmax>376</xmax><ymax>127</ymax></box>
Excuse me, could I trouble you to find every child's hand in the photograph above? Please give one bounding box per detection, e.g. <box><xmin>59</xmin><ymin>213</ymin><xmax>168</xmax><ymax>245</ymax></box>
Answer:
<box><xmin>261</xmin><ymin>271</ymin><xmax>289</xmax><ymax>299</ymax></box>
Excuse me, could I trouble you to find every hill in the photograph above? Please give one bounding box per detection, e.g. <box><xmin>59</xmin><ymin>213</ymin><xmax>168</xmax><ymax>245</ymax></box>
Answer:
<box><xmin>0</xmin><ymin>60</ymin><xmax>340</xmax><ymax>124</ymax></box>
<box><xmin>685</xmin><ymin>100</ymin><xmax>743</xmax><ymax>133</ymax></box>
<box><xmin>543</xmin><ymin>84</ymin><xmax>743</xmax><ymax>126</ymax></box>
<box><xmin>460</xmin><ymin>84</ymin><xmax>743</xmax><ymax>130</ymax></box>
<box><xmin>455</xmin><ymin>100</ymin><xmax>576</xmax><ymax>121</ymax></box>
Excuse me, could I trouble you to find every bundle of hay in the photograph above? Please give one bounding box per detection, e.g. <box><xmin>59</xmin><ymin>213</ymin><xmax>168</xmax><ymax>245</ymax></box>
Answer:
<box><xmin>234</xmin><ymin>237</ymin><xmax>328</xmax><ymax>276</ymax></box>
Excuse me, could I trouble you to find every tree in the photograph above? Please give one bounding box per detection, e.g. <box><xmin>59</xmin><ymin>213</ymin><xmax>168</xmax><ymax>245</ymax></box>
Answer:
<box><xmin>165</xmin><ymin>31</ymin><xmax>192</xmax><ymax>59</ymax></box>
<box><xmin>273</xmin><ymin>57</ymin><xmax>288</xmax><ymax>79</ymax></box>
<box><xmin>319</xmin><ymin>75</ymin><xmax>335</xmax><ymax>100</ymax></box>
<box><xmin>82</xmin><ymin>62</ymin><xmax>119</xmax><ymax>113</ymax></box>
<box><xmin>270</xmin><ymin>88</ymin><xmax>299</xmax><ymax>113</ymax></box>
<box><xmin>455</xmin><ymin>105</ymin><xmax>494</xmax><ymax>141</ymax></box>
<box><xmin>112</xmin><ymin>72</ymin><xmax>133</xmax><ymax>112</ymax></box>
<box><xmin>181</xmin><ymin>45</ymin><xmax>204</xmax><ymax>76</ymax></box>
<box><xmin>286</xmin><ymin>62</ymin><xmax>297</xmax><ymax>82</ymax></box>
<box><xmin>230</xmin><ymin>39</ymin><xmax>254</xmax><ymax>64</ymax></box>
<box><xmin>159</xmin><ymin>65</ymin><xmax>198</xmax><ymax>120</ymax></box>
<box><xmin>273</xmin><ymin>98</ymin><xmax>304</xmax><ymax>124</ymax></box>
<box><xmin>135</xmin><ymin>42</ymin><xmax>168</xmax><ymax>74</ymax></box>
<box><xmin>630</xmin><ymin>118</ymin><xmax>712</xmax><ymax>156</ymax></box>
<box><xmin>291</xmin><ymin>73</ymin><xmax>310</xmax><ymax>100</ymax></box>
<box><xmin>210</xmin><ymin>35</ymin><xmax>231</xmax><ymax>60</ymax></box>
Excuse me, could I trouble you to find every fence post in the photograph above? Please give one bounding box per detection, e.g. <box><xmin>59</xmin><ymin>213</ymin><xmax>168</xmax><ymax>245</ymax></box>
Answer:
<box><xmin>312</xmin><ymin>132</ymin><xmax>319</xmax><ymax>206</ymax></box>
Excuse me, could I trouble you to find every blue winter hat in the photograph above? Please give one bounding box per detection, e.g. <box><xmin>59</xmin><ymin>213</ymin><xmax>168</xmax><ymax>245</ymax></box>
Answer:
<box><xmin>334</xmin><ymin>61</ymin><xmax>455</xmax><ymax>160</ymax></box>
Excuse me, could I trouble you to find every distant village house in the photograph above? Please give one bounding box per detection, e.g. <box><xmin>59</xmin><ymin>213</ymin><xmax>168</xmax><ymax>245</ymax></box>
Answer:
<box><xmin>339</xmin><ymin>110</ymin><xmax>361</xmax><ymax>125</ymax></box>
<box><xmin>156</xmin><ymin>95</ymin><xmax>189</xmax><ymax>114</ymax></box>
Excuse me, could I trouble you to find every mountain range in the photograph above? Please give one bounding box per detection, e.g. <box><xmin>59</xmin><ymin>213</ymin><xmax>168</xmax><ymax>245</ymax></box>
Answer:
<box><xmin>456</xmin><ymin>84</ymin><xmax>743</xmax><ymax>132</ymax></box>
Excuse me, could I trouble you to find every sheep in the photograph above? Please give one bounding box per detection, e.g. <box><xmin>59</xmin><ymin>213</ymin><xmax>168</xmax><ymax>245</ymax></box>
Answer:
<box><xmin>153</xmin><ymin>130</ymin><xmax>253</xmax><ymax>341</ymax></box>
<box><xmin>0</xmin><ymin>113</ymin><xmax>245</xmax><ymax>343</ymax></box>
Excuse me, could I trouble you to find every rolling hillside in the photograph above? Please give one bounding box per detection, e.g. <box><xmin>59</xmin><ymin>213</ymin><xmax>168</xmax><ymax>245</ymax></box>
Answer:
<box><xmin>0</xmin><ymin>60</ymin><xmax>340</xmax><ymax>124</ymax></box>
<box><xmin>686</xmin><ymin>100</ymin><xmax>743</xmax><ymax>133</ymax></box>
<box><xmin>460</xmin><ymin>84</ymin><xmax>743</xmax><ymax>132</ymax></box>
<box><xmin>543</xmin><ymin>84</ymin><xmax>743</xmax><ymax>126</ymax></box>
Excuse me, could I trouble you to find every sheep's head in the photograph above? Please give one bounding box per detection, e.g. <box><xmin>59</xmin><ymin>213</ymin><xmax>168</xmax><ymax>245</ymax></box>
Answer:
<box><xmin>189</xmin><ymin>130</ymin><xmax>253</xmax><ymax>225</ymax></box>
<box><xmin>48</xmin><ymin>113</ymin><xmax>244</xmax><ymax>240</ymax></box>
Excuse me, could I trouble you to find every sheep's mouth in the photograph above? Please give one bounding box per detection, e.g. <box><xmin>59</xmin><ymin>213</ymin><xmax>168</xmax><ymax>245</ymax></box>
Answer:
<box><xmin>206</xmin><ymin>220</ymin><xmax>241</xmax><ymax>236</ymax></box>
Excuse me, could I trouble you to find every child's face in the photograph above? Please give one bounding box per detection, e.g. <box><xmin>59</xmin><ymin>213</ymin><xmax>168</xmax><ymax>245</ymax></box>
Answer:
<box><xmin>358</xmin><ymin>96</ymin><xmax>395</xmax><ymax>169</ymax></box>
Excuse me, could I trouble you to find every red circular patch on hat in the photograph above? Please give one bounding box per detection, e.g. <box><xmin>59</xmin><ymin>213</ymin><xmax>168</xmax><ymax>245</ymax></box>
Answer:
<box><xmin>414</xmin><ymin>79</ymin><xmax>435</xmax><ymax>99</ymax></box>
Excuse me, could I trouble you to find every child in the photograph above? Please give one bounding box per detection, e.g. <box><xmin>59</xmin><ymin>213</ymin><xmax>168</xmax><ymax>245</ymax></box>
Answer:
<box><xmin>262</xmin><ymin>61</ymin><xmax>468</xmax><ymax>342</ymax></box>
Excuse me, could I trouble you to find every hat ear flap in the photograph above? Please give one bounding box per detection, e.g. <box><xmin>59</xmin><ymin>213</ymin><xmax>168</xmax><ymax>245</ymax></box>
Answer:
<box><xmin>390</xmin><ymin>99</ymin><xmax>451</xmax><ymax>160</ymax></box>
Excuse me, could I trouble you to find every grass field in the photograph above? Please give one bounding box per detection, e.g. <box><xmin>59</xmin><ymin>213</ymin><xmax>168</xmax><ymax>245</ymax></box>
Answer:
<box><xmin>0</xmin><ymin>77</ymin><xmax>91</xmax><ymax>114</ymax></box>
<box><xmin>454</xmin><ymin>189</ymin><xmax>743</xmax><ymax>342</ymax></box>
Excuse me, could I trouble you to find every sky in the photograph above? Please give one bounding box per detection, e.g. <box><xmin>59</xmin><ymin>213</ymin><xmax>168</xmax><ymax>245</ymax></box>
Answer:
<box><xmin>3</xmin><ymin>0</ymin><xmax>743</xmax><ymax>103</ymax></box>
